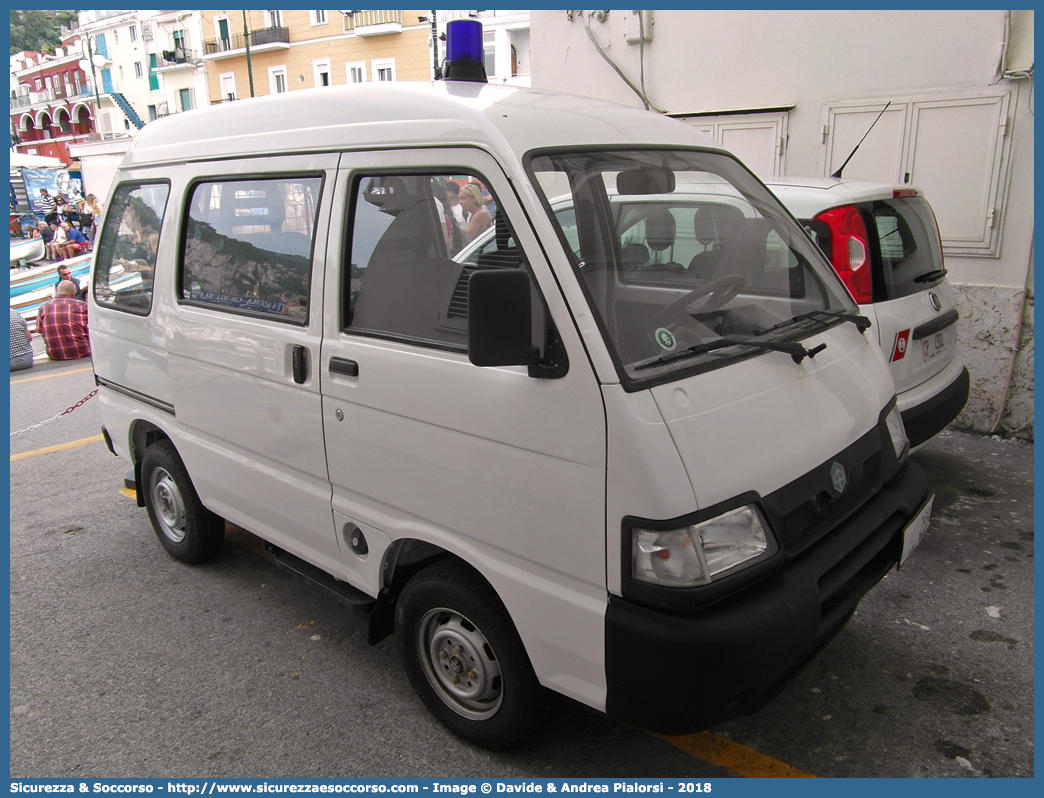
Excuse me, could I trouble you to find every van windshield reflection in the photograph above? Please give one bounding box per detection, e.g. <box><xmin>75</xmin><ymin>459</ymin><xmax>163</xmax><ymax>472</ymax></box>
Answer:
<box><xmin>527</xmin><ymin>150</ymin><xmax>857</xmax><ymax>383</ymax></box>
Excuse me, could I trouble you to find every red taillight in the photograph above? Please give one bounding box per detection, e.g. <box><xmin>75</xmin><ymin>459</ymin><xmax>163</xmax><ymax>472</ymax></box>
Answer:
<box><xmin>892</xmin><ymin>188</ymin><xmax>918</xmax><ymax>198</ymax></box>
<box><xmin>813</xmin><ymin>204</ymin><xmax>873</xmax><ymax>304</ymax></box>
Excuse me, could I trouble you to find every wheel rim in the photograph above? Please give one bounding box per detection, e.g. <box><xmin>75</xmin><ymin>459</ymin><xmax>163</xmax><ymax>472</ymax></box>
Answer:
<box><xmin>150</xmin><ymin>466</ymin><xmax>187</xmax><ymax>544</ymax></box>
<box><xmin>417</xmin><ymin>607</ymin><xmax>503</xmax><ymax>720</ymax></box>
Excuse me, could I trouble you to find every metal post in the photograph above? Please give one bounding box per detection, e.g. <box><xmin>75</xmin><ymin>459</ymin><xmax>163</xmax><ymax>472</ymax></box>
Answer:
<box><xmin>243</xmin><ymin>11</ymin><xmax>255</xmax><ymax>97</ymax></box>
<box><xmin>430</xmin><ymin>10</ymin><xmax>439</xmax><ymax>78</ymax></box>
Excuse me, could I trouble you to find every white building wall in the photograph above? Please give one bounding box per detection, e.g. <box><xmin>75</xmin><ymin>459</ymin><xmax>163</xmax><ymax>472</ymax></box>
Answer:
<box><xmin>150</xmin><ymin>10</ymin><xmax>211</xmax><ymax>117</ymax></box>
<box><xmin>531</xmin><ymin>9</ymin><xmax>1034</xmax><ymax>438</ymax></box>
<box><xmin>77</xmin><ymin>10</ymin><xmax>161</xmax><ymax>135</ymax></box>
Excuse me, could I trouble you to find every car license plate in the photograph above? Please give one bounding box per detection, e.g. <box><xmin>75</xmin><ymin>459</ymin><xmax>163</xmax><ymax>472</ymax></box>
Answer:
<box><xmin>921</xmin><ymin>332</ymin><xmax>946</xmax><ymax>362</ymax></box>
<box><xmin>900</xmin><ymin>493</ymin><xmax>934</xmax><ymax>566</ymax></box>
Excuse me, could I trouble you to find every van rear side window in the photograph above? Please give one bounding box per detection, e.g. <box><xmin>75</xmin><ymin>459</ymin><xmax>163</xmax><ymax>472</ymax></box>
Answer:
<box><xmin>93</xmin><ymin>183</ymin><xmax>170</xmax><ymax>313</ymax></box>
<box><xmin>181</xmin><ymin>177</ymin><xmax>322</xmax><ymax>322</ymax></box>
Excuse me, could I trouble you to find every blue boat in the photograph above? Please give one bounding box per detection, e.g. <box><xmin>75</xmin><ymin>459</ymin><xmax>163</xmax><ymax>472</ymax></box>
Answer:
<box><xmin>10</xmin><ymin>253</ymin><xmax>92</xmax><ymax>299</ymax></box>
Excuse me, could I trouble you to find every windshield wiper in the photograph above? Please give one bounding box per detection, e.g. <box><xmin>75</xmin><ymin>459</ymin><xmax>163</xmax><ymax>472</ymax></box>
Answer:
<box><xmin>914</xmin><ymin>269</ymin><xmax>948</xmax><ymax>284</ymax></box>
<box><xmin>754</xmin><ymin>309</ymin><xmax>872</xmax><ymax>336</ymax></box>
<box><xmin>634</xmin><ymin>336</ymin><xmax>827</xmax><ymax>371</ymax></box>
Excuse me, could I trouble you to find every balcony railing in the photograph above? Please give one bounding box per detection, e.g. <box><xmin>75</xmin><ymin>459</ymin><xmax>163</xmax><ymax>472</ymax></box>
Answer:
<box><xmin>343</xmin><ymin>10</ymin><xmax>403</xmax><ymax>34</ymax></box>
<box><xmin>203</xmin><ymin>26</ymin><xmax>290</xmax><ymax>55</ymax></box>
<box><xmin>440</xmin><ymin>10</ymin><xmax>528</xmax><ymax>22</ymax></box>
<box><xmin>156</xmin><ymin>47</ymin><xmax>200</xmax><ymax>69</ymax></box>
<box><xmin>11</xmin><ymin>85</ymin><xmax>94</xmax><ymax>112</ymax></box>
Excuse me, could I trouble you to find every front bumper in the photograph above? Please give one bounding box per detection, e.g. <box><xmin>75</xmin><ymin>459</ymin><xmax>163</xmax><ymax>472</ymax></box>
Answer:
<box><xmin>604</xmin><ymin>458</ymin><xmax>928</xmax><ymax>734</ymax></box>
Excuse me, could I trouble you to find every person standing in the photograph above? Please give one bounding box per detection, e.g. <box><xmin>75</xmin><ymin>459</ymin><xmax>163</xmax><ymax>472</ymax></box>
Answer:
<box><xmin>37</xmin><ymin>189</ymin><xmax>57</xmax><ymax>224</ymax></box>
<box><xmin>37</xmin><ymin>280</ymin><xmax>91</xmax><ymax>360</ymax></box>
<box><xmin>80</xmin><ymin>193</ymin><xmax>104</xmax><ymax>241</ymax></box>
<box><xmin>10</xmin><ymin>309</ymin><xmax>35</xmax><ymax>371</ymax></box>
<box><xmin>458</xmin><ymin>183</ymin><xmax>492</xmax><ymax>243</ymax></box>
<box><xmin>445</xmin><ymin>182</ymin><xmax>466</xmax><ymax>228</ymax></box>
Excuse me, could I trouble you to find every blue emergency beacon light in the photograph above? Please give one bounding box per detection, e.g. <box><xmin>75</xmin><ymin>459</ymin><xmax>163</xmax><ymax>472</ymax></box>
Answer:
<box><xmin>442</xmin><ymin>19</ymin><xmax>487</xmax><ymax>83</ymax></box>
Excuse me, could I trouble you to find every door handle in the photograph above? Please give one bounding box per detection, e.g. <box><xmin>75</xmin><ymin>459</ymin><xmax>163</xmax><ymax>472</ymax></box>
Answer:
<box><xmin>292</xmin><ymin>345</ymin><xmax>308</xmax><ymax>384</ymax></box>
<box><xmin>329</xmin><ymin>357</ymin><xmax>359</xmax><ymax>377</ymax></box>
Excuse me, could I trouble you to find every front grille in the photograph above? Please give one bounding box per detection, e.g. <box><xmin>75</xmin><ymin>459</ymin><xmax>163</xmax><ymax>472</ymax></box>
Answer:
<box><xmin>761</xmin><ymin>425</ymin><xmax>884</xmax><ymax>556</ymax></box>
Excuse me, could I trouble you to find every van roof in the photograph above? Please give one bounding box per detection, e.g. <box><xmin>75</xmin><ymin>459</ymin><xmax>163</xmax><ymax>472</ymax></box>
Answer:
<box><xmin>120</xmin><ymin>81</ymin><xmax>716</xmax><ymax>170</ymax></box>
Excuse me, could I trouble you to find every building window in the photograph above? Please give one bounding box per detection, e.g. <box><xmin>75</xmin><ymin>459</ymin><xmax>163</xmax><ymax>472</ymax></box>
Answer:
<box><xmin>310</xmin><ymin>11</ymin><xmax>327</xmax><ymax>26</ymax></box>
<box><xmin>130</xmin><ymin>25</ymin><xmax>137</xmax><ymax>42</ymax></box>
<box><xmin>484</xmin><ymin>31</ymin><xmax>495</xmax><ymax>77</ymax></box>
<box><xmin>265</xmin><ymin>10</ymin><xmax>283</xmax><ymax>28</ymax></box>
<box><xmin>314</xmin><ymin>59</ymin><xmax>332</xmax><ymax>87</ymax></box>
<box><xmin>373</xmin><ymin>58</ymin><xmax>395</xmax><ymax>82</ymax></box>
<box><xmin>173</xmin><ymin>30</ymin><xmax>187</xmax><ymax>50</ymax></box>
<box><xmin>216</xmin><ymin>16</ymin><xmax>232</xmax><ymax>50</ymax></box>
<box><xmin>134</xmin><ymin>62</ymin><xmax>143</xmax><ymax>79</ymax></box>
<box><xmin>147</xmin><ymin>105</ymin><xmax>158</xmax><ymax>121</ymax></box>
<box><xmin>148</xmin><ymin>54</ymin><xmax>159</xmax><ymax>91</ymax></box>
<box><xmin>220</xmin><ymin>73</ymin><xmax>237</xmax><ymax>102</ymax></box>
<box><xmin>347</xmin><ymin>61</ymin><xmax>366</xmax><ymax>83</ymax></box>
<box><xmin>269</xmin><ymin>66</ymin><xmax>288</xmax><ymax>95</ymax></box>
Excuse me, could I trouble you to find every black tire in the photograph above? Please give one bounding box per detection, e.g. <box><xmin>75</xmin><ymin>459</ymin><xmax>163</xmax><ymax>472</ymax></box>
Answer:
<box><xmin>140</xmin><ymin>440</ymin><xmax>224</xmax><ymax>564</ymax></box>
<box><xmin>395</xmin><ymin>560</ymin><xmax>547</xmax><ymax>750</ymax></box>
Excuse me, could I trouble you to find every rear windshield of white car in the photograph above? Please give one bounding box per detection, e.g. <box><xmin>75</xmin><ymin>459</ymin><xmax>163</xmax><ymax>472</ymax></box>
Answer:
<box><xmin>868</xmin><ymin>196</ymin><xmax>945</xmax><ymax>300</ymax></box>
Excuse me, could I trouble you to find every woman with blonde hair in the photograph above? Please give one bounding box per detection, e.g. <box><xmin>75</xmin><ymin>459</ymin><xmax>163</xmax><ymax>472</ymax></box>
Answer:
<box><xmin>79</xmin><ymin>193</ymin><xmax>104</xmax><ymax>241</ymax></box>
<box><xmin>458</xmin><ymin>182</ymin><xmax>492</xmax><ymax>242</ymax></box>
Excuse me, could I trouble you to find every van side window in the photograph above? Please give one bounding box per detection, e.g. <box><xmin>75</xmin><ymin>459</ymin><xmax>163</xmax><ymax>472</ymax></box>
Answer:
<box><xmin>181</xmin><ymin>177</ymin><xmax>322</xmax><ymax>323</ymax></box>
<box><xmin>346</xmin><ymin>173</ymin><xmax>525</xmax><ymax>350</ymax></box>
<box><xmin>93</xmin><ymin>183</ymin><xmax>170</xmax><ymax>313</ymax></box>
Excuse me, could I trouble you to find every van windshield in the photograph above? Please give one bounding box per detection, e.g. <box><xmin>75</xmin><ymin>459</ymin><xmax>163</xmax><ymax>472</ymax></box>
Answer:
<box><xmin>527</xmin><ymin>150</ymin><xmax>857</xmax><ymax>386</ymax></box>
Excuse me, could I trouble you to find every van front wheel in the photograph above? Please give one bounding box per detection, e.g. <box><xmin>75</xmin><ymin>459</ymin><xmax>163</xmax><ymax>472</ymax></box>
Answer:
<box><xmin>141</xmin><ymin>440</ymin><xmax>224</xmax><ymax>564</ymax></box>
<box><xmin>396</xmin><ymin>561</ymin><xmax>546</xmax><ymax>750</ymax></box>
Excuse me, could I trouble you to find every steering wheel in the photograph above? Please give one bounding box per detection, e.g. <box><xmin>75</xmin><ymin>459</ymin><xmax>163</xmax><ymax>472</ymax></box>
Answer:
<box><xmin>649</xmin><ymin>274</ymin><xmax>746</xmax><ymax>328</ymax></box>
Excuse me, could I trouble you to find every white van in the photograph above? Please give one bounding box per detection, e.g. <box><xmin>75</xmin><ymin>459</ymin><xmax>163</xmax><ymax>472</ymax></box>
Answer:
<box><xmin>89</xmin><ymin>78</ymin><xmax>932</xmax><ymax>749</ymax></box>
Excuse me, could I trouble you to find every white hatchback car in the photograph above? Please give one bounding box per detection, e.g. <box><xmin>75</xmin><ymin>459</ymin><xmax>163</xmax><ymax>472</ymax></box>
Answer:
<box><xmin>764</xmin><ymin>177</ymin><xmax>969</xmax><ymax>449</ymax></box>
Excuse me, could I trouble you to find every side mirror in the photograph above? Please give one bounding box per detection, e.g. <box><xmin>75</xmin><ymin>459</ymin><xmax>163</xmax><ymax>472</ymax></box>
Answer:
<box><xmin>468</xmin><ymin>269</ymin><xmax>539</xmax><ymax>367</ymax></box>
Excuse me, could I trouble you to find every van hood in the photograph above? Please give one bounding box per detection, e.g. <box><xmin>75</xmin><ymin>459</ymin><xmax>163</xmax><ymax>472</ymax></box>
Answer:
<box><xmin>648</xmin><ymin>326</ymin><xmax>894</xmax><ymax>509</ymax></box>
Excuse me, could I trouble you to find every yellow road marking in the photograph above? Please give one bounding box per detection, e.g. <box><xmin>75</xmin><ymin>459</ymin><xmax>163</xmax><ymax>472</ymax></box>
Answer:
<box><xmin>11</xmin><ymin>434</ymin><xmax>104</xmax><ymax>462</ymax></box>
<box><xmin>10</xmin><ymin>366</ymin><xmax>93</xmax><ymax>384</ymax></box>
<box><xmin>119</xmin><ymin>487</ymin><xmax>138</xmax><ymax>499</ymax></box>
<box><xmin>658</xmin><ymin>731</ymin><xmax>817</xmax><ymax>778</ymax></box>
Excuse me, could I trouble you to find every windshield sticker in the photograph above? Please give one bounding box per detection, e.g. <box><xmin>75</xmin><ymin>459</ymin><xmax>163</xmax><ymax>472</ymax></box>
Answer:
<box><xmin>890</xmin><ymin>329</ymin><xmax>910</xmax><ymax>362</ymax></box>
<box><xmin>654</xmin><ymin>328</ymin><xmax>677</xmax><ymax>351</ymax></box>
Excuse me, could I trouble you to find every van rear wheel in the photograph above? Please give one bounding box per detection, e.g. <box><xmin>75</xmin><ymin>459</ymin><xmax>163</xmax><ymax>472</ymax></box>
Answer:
<box><xmin>141</xmin><ymin>440</ymin><xmax>224</xmax><ymax>564</ymax></box>
<box><xmin>395</xmin><ymin>561</ymin><xmax>546</xmax><ymax>750</ymax></box>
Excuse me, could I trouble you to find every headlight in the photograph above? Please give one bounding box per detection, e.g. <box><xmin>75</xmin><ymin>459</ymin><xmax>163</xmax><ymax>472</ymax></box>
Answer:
<box><xmin>885</xmin><ymin>403</ymin><xmax>908</xmax><ymax>460</ymax></box>
<box><xmin>632</xmin><ymin>505</ymin><xmax>775</xmax><ymax>588</ymax></box>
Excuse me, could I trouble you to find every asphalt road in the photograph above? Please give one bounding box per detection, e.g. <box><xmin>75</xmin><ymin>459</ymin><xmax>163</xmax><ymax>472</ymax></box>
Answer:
<box><xmin>8</xmin><ymin>356</ymin><xmax>1034</xmax><ymax>778</ymax></box>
